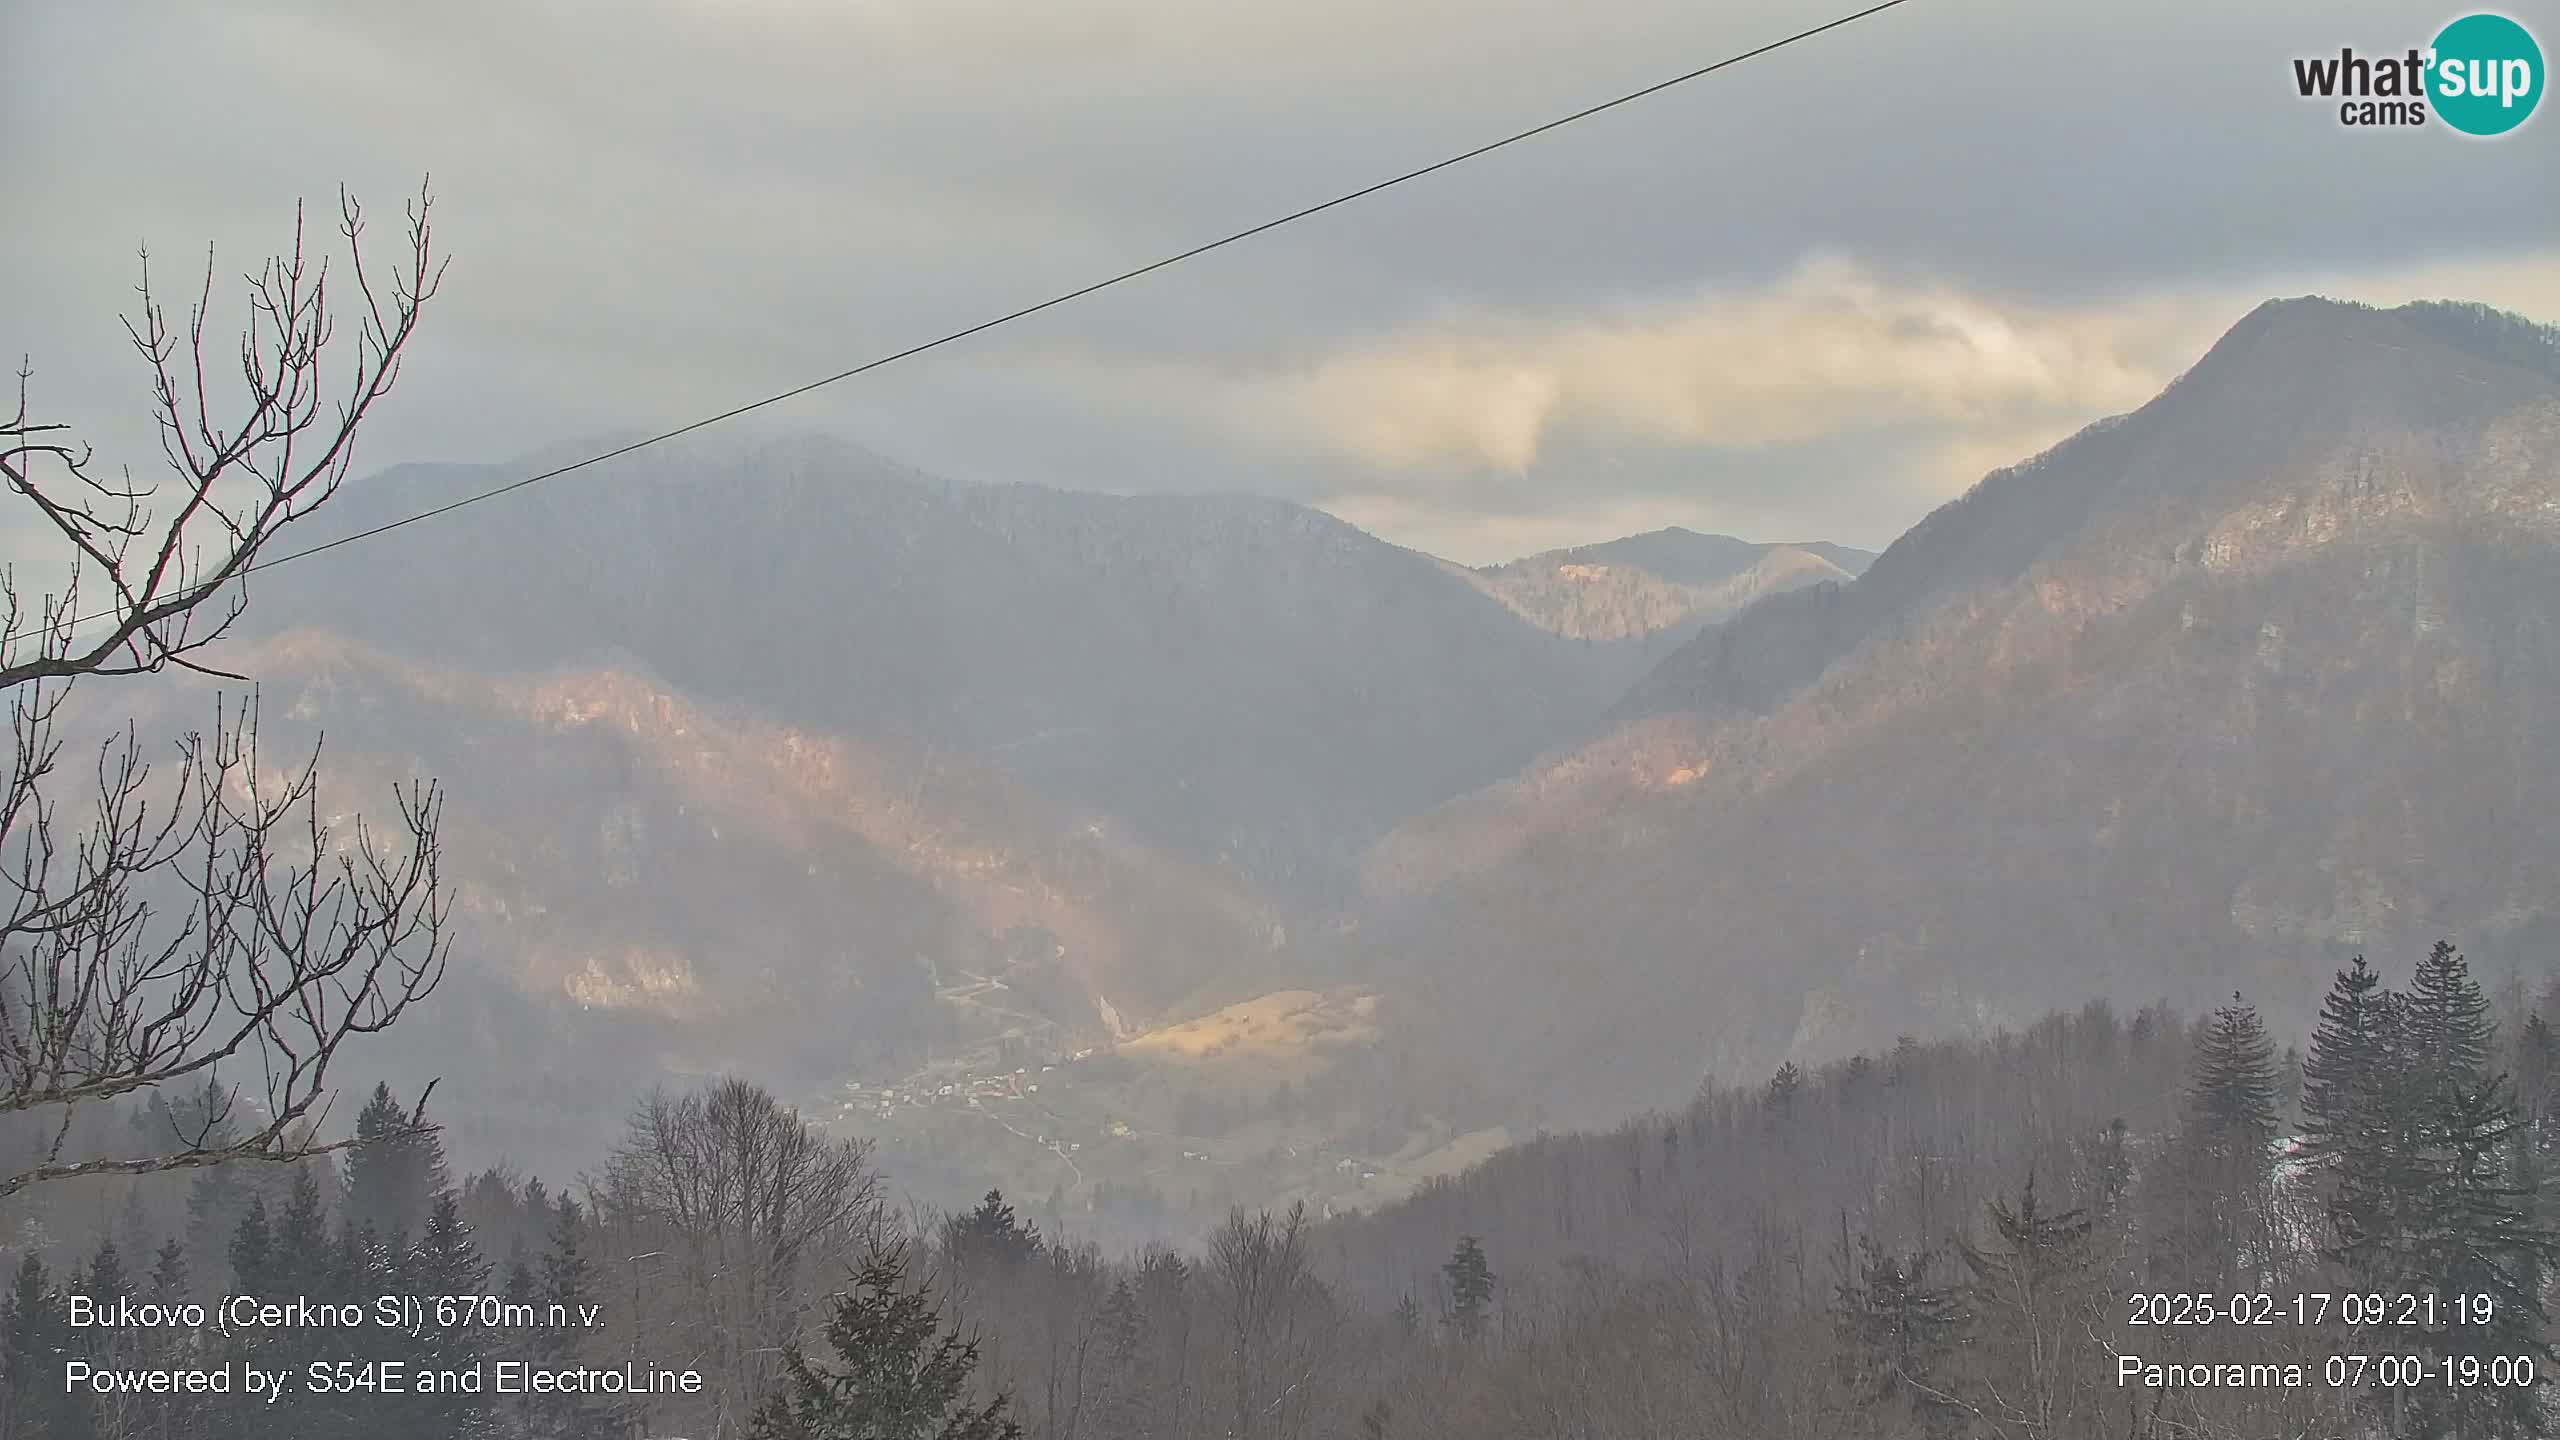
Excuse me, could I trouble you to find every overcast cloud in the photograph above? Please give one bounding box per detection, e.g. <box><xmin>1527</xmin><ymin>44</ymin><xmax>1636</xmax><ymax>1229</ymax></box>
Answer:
<box><xmin>5</xmin><ymin>0</ymin><xmax>2555</xmax><ymax>564</ymax></box>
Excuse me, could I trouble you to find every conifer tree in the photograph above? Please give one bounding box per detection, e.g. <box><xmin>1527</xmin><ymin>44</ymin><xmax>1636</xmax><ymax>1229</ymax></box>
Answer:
<box><xmin>2387</xmin><ymin>944</ymin><xmax>2513</xmax><ymax>1294</ymax></box>
<box><xmin>272</xmin><ymin>1165</ymin><xmax>332</xmax><ymax>1297</ymax></box>
<box><xmin>184</xmin><ymin>1169</ymin><xmax>251</xmax><ymax>1295</ymax></box>
<box><xmin>2145</xmin><ymin>996</ymin><xmax>2281</xmax><ymax>1289</ymax></box>
<box><xmin>1835</xmin><ymin>1235</ymin><xmax>1959</xmax><ymax>1424</ymax></box>
<box><xmin>0</xmin><ymin>1252</ymin><xmax>43</xmax><ymax>1414</ymax></box>
<box><xmin>142</xmin><ymin>1240</ymin><xmax>201</xmax><ymax>1439</ymax></box>
<box><xmin>1441</xmin><ymin>1236</ymin><xmax>1495</xmax><ymax>1341</ymax></box>
<box><xmin>344</xmin><ymin>1083</ymin><xmax>446</xmax><ymax>1245</ymax></box>
<box><xmin>79</xmin><ymin>1239</ymin><xmax>127</xmax><ymax>1302</ymax></box>
<box><xmin>2401</xmin><ymin>1075</ymin><xmax>2559</xmax><ymax>1439</ymax></box>
<box><xmin>404</xmin><ymin>1192</ymin><xmax>498</xmax><ymax>1439</ymax></box>
<box><xmin>1958</xmin><ymin>1173</ymin><xmax>2099</xmax><ymax>1432</ymax></box>
<box><xmin>2518</xmin><ymin>1012</ymin><xmax>2560</xmax><ymax>1163</ymax></box>
<box><xmin>538</xmin><ymin>1196</ymin><xmax>595</xmax><ymax>1323</ymax></box>
<box><xmin>748</xmin><ymin>1244</ymin><xmax>1022</xmax><ymax>1440</ymax></box>
<box><xmin>407</xmin><ymin>1191</ymin><xmax>488</xmax><ymax>1294</ymax></box>
<box><xmin>2310</xmin><ymin>969</ymin><xmax>2426</xmax><ymax>1290</ymax></box>
<box><xmin>2407</xmin><ymin>940</ymin><xmax>2495</xmax><ymax>1087</ymax></box>
<box><xmin>503</xmin><ymin>1252</ymin><xmax>537</xmax><ymax>1308</ymax></box>
<box><xmin>326</xmin><ymin>1217</ymin><xmax>365</xmax><ymax>1303</ymax></box>
<box><xmin>1764</xmin><ymin>1062</ymin><xmax>1805</xmax><ymax>1119</ymax></box>
<box><xmin>1088</xmin><ymin>1278</ymin><xmax>1155</xmax><ymax>1439</ymax></box>
<box><xmin>228</xmin><ymin>1196</ymin><xmax>275</xmax><ymax>1296</ymax></box>
<box><xmin>109</xmin><ymin>1191</ymin><xmax>152</xmax><ymax>1275</ymax></box>
<box><xmin>77</xmin><ymin>1241</ymin><xmax>143</xmax><ymax>1440</ymax></box>
<box><xmin>941</xmin><ymin>1190</ymin><xmax>1042</xmax><ymax>1307</ymax></box>
<box><xmin>3</xmin><ymin>1251</ymin><xmax>95</xmax><ymax>1439</ymax></box>
<box><xmin>356</xmin><ymin>1220</ymin><xmax>402</xmax><ymax>1294</ymax></box>
<box><xmin>2303</xmin><ymin>956</ymin><xmax>2390</xmax><ymax>1188</ymax></box>
<box><xmin>526</xmin><ymin>1197</ymin><xmax>614</xmax><ymax>1439</ymax></box>
<box><xmin>147</xmin><ymin>1238</ymin><xmax>186</xmax><ymax>1300</ymax></box>
<box><xmin>1135</xmin><ymin>1247</ymin><xmax>1195</xmax><ymax>1439</ymax></box>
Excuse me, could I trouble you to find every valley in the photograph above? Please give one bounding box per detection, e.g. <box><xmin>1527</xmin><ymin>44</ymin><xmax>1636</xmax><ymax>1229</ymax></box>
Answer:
<box><xmin>93</xmin><ymin>295</ymin><xmax>2560</xmax><ymax>1252</ymax></box>
<box><xmin>816</xmin><ymin>987</ymin><xmax>1506</xmax><ymax>1251</ymax></box>
<box><xmin>16</xmin><ymin>12</ymin><xmax>2558</xmax><ymax>1434</ymax></box>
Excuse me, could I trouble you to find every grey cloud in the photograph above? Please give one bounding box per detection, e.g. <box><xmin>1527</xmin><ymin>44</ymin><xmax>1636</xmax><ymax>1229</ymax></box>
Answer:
<box><xmin>5</xmin><ymin>0</ymin><xmax>2554</xmax><ymax>566</ymax></box>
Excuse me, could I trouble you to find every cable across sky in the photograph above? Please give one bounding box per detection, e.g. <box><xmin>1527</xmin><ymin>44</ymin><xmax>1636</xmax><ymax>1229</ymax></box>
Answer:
<box><xmin>70</xmin><ymin>0</ymin><xmax>1919</xmax><ymax>621</ymax></box>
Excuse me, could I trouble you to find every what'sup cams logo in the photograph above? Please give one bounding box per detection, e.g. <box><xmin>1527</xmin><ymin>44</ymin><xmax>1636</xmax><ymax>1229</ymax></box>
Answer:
<box><xmin>2293</xmin><ymin>12</ymin><xmax>2544</xmax><ymax>135</ymax></box>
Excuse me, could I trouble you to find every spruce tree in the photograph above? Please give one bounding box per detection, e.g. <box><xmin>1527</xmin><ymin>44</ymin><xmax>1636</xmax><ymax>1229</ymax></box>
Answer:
<box><xmin>228</xmin><ymin>1196</ymin><xmax>275</xmax><ymax>1296</ymax></box>
<box><xmin>2402</xmin><ymin>1075</ymin><xmax>2559</xmax><ymax>1439</ymax></box>
<box><xmin>0</xmin><ymin>1252</ymin><xmax>44</xmax><ymax>1430</ymax></box>
<box><xmin>2303</xmin><ymin>956</ymin><xmax>2390</xmax><ymax>1223</ymax></box>
<box><xmin>110</xmin><ymin>1191</ymin><xmax>152</xmax><ymax>1275</ymax></box>
<box><xmin>3</xmin><ymin>1251</ymin><xmax>96</xmax><ymax>1439</ymax></box>
<box><xmin>408</xmin><ymin>1191</ymin><xmax>488</xmax><ymax>1294</ymax></box>
<box><xmin>1135</xmin><ymin>1247</ymin><xmax>1194</xmax><ymax>1437</ymax></box>
<box><xmin>142</xmin><ymin>1241</ymin><xmax>200</xmax><ymax>1438</ymax></box>
<box><xmin>358</xmin><ymin>1221</ymin><xmax>403</xmax><ymax>1294</ymax></box>
<box><xmin>78</xmin><ymin>1241</ymin><xmax>142</xmax><ymax>1440</ymax></box>
<box><xmin>343</xmin><ymin>1083</ymin><xmax>445</xmax><ymax>1245</ymax></box>
<box><xmin>2146</xmin><ymin>996</ymin><xmax>2280</xmax><ymax>1289</ymax></box>
<box><xmin>528</xmin><ymin>1197</ymin><xmax>614</xmax><ymax>1440</ymax></box>
<box><xmin>1764</xmin><ymin>1061</ymin><xmax>1805</xmax><ymax>1119</ymax></box>
<box><xmin>326</xmin><ymin>1217</ymin><xmax>365</xmax><ymax>1302</ymax></box>
<box><xmin>404</xmin><ymin>1192</ymin><xmax>498</xmax><ymax>1438</ymax></box>
<box><xmin>2518</xmin><ymin>1012</ymin><xmax>2560</xmax><ymax>1166</ymax></box>
<box><xmin>2318</xmin><ymin>982</ymin><xmax>2428</xmax><ymax>1291</ymax></box>
<box><xmin>1441</xmin><ymin>1236</ymin><xmax>1495</xmax><ymax>1341</ymax></box>
<box><xmin>147</xmin><ymin>1238</ymin><xmax>186</xmax><ymax>1300</ymax></box>
<box><xmin>502</xmin><ymin>1252</ymin><xmax>537</xmax><ymax>1308</ymax></box>
<box><xmin>940</xmin><ymin>1190</ymin><xmax>1041</xmax><ymax>1305</ymax></box>
<box><xmin>1835</xmin><ymin>1236</ymin><xmax>1958</xmax><ymax>1423</ymax></box>
<box><xmin>1088</xmin><ymin>1279</ymin><xmax>1154</xmax><ymax>1438</ymax></box>
<box><xmin>185</xmin><ymin>1166</ymin><xmax>250</xmax><ymax>1293</ymax></box>
<box><xmin>79</xmin><ymin>1239</ymin><xmax>128</xmax><ymax>1303</ymax></box>
<box><xmin>2407</xmin><ymin>940</ymin><xmax>2494</xmax><ymax>1087</ymax></box>
<box><xmin>1958</xmin><ymin>1173</ymin><xmax>2098</xmax><ymax>1429</ymax></box>
<box><xmin>748</xmin><ymin>1245</ymin><xmax>1022</xmax><ymax>1440</ymax></box>
<box><xmin>538</xmin><ymin>1197</ymin><xmax>596</xmax><ymax>1323</ymax></box>
<box><xmin>272</xmin><ymin>1165</ymin><xmax>332</xmax><ymax>1296</ymax></box>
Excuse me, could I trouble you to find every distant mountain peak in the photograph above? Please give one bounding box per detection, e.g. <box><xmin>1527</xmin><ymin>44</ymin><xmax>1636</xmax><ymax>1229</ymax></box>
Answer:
<box><xmin>1465</xmin><ymin>527</ymin><xmax>1875</xmax><ymax>643</ymax></box>
<box><xmin>1360</xmin><ymin>290</ymin><xmax>2560</xmax><ymax>1133</ymax></box>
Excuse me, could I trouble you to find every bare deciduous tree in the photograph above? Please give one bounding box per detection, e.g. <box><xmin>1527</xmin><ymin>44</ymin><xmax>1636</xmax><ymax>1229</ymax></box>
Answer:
<box><xmin>592</xmin><ymin>1078</ymin><xmax>886</xmax><ymax>1437</ymax></box>
<box><xmin>0</xmin><ymin>181</ymin><xmax>450</xmax><ymax>1200</ymax></box>
<box><xmin>1209</xmin><ymin>1201</ymin><xmax>1334</xmax><ymax>1440</ymax></box>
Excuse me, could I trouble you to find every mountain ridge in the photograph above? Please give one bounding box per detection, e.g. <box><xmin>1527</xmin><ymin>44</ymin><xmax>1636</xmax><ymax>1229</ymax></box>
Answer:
<box><xmin>184</xmin><ymin>292</ymin><xmax>2560</xmax><ymax>1232</ymax></box>
<box><xmin>1460</xmin><ymin>526</ymin><xmax>1873</xmax><ymax>644</ymax></box>
<box><xmin>246</xmin><ymin>436</ymin><xmax>1673</xmax><ymax>906</ymax></box>
<box><xmin>1357</xmin><ymin>295</ymin><xmax>2560</xmax><ymax>1131</ymax></box>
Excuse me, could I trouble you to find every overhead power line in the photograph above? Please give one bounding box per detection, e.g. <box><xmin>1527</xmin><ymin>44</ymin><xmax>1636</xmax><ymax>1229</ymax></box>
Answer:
<box><xmin>60</xmin><ymin>0</ymin><xmax>1919</xmax><ymax>621</ymax></box>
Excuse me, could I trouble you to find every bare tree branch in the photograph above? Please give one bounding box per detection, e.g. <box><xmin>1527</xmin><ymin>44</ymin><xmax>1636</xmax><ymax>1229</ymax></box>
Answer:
<box><xmin>0</xmin><ymin>180</ymin><xmax>449</xmax><ymax>1200</ymax></box>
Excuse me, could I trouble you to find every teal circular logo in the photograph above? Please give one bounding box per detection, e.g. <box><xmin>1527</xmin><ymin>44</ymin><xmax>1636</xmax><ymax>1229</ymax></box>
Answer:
<box><xmin>2430</xmin><ymin>13</ymin><xmax>2544</xmax><ymax>135</ymax></box>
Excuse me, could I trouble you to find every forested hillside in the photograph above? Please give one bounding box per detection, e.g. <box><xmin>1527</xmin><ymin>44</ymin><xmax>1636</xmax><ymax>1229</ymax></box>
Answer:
<box><xmin>1361</xmin><ymin>297</ymin><xmax>2560</xmax><ymax>1134</ymax></box>
<box><xmin>6</xmin><ymin>940</ymin><xmax>2556</xmax><ymax>1437</ymax></box>
<box><xmin>242</xmin><ymin>437</ymin><xmax>1657</xmax><ymax>908</ymax></box>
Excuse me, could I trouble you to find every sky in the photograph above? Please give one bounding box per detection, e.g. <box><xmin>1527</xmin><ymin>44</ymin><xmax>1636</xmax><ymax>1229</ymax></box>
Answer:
<box><xmin>4</xmin><ymin>0</ymin><xmax>2556</xmax><ymax>567</ymax></box>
